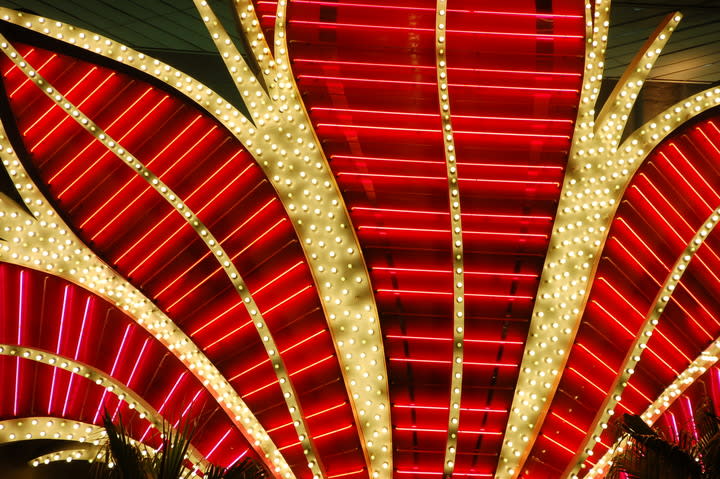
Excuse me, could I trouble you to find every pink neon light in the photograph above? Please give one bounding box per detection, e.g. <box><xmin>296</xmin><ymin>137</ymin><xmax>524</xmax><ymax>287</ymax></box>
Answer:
<box><xmin>396</xmin><ymin>426</ymin><xmax>501</xmax><ymax>435</ymax></box>
<box><xmin>293</xmin><ymin>58</ymin><xmax>582</xmax><ymax>77</ymax></box>
<box><xmin>64</xmin><ymin>297</ymin><xmax>93</xmax><ymax>416</ymax></box>
<box><xmin>113</xmin><ymin>337</ymin><xmax>151</xmax><ymax>420</ymax></box>
<box><xmin>339</xmin><ymin>172</ymin><xmax>559</xmax><ymax>187</ymax></box>
<box><xmin>93</xmin><ymin>324</ymin><xmax>133</xmax><ymax>424</ymax></box>
<box><xmin>396</xmin><ymin>471</ymin><xmax>492</xmax><ymax>477</ymax></box>
<box><xmin>228</xmin><ymin>449</ymin><xmax>250</xmax><ymax>468</ymax></box>
<box><xmin>389</xmin><ymin>357</ymin><xmax>517</xmax><ymax>368</ymax></box>
<box><xmin>205</xmin><ymin>427</ymin><xmax>232</xmax><ymax>460</ymax></box>
<box><xmin>48</xmin><ymin>285</ymin><xmax>70</xmax><ymax>414</ymax></box>
<box><xmin>301</xmin><ymin>75</ymin><xmax>579</xmax><ymax>93</ymax></box>
<box><xmin>358</xmin><ymin>225</ymin><xmax>548</xmax><ymax>239</ymax></box>
<box><xmin>311</xmin><ymin>107</ymin><xmax>573</xmax><ymax>124</ymax></box>
<box><xmin>177</xmin><ymin>388</ymin><xmax>204</xmax><ymax>425</ymax></box>
<box><xmin>386</xmin><ymin>334</ymin><xmax>523</xmax><ymax>346</ymax></box>
<box><xmin>393</xmin><ymin>404</ymin><xmax>506</xmax><ymax>413</ymax></box>
<box><xmin>352</xmin><ymin>206</ymin><xmax>554</xmax><ymax>220</ymax></box>
<box><xmin>271</xmin><ymin>19</ymin><xmax>584</xmax><ymax>39</ymax></box>
<box><xmin>376</xmin><ymin>288</ymin><xmax>533</xmax><ymax>300</ymax></box>
<box><xmin>337</xmin><ymin>155</ymin><xmax>563</xmax><ymax>173</ymax></box>
<box><xmin>15</xmin><ymin>270</ymin><xmax>26</xmax><ymax>416</ymax></box>
<box><xmin>372</xmin><ymin>266</ymin><xmax>539</xmax><ymax>278</ymax></box>
<box><xmin>258</xmin><ymin>0</ymin><xmax>583</xmax><ymax>18</ymax></box>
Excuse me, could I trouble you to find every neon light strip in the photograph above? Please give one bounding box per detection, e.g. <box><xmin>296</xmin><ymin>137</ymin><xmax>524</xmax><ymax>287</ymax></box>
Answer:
<box><xmin>396</xmin><ymin>427</ymin><xmax>501</xmax><ymax>435</ymax></box>
<box><xmin>393</xmin><ymin>404</ymin><xmax>506</xmax><ymax>413</ymax></box>
<box><xmin>93</xmin><ymin>324</ymin><xmax>132</xmax><ymax>424</ymax></box>
<box><xmin>266</xmin><ymin>19</ymin><xmax>584</xmax><ymax>38</ymax></box>
<box><xmin>293</xmin><ymin>58</ymin><xmax>582</xmax><ymax>78</ymax></box>
<box><xmin>48</xmin><ymin>285</ymin><xmax>70</xmax><ymax>414</ymax></box>
<box><xmin>257</xmin><ymin>0</ymin><xmax>584</xmax><ymax>18</ymax></box>
<box><xmin>318</xmin><ymin>123</ymin><xmax>572</xmax><ymax>139</ymax></box>
<box><xmin>15</xmin><ymin>270</ymin><xmax>25</xmax><ymax>416</ymax></box>
<box><xmin>311</xmin><ymin>108</ymin><xmax>573</xmax><ymax>124</ymax></box>
<box><xmin>386</xmin><ymin>335</ymin><xmax>523</xmax><ymax>346</ymax></box>
<box><xmin>389</xmin><ymin>358</ymin><xmax>517</xmax><ymax>368</ymax></box>
<box><xmin>338</xmin><ymin>156</ymin><xmax>563</xmax><ymax>173</ymax></box>
<box><xmin>357</xmin><ymin>225</ymin><xmax>547</xmax><ymax>239</ymax></box>
<box><xmin>301</xmin><ymin>75</ymin><xmax>578</xmax><ymax>92</ymax></box>
<box><xmin>353</xmin><ymin>208</ymin><xmax>550</xmax><ymax>221</ymax></box>
<box><xmin>372</xmin><ymin>267</ymin><xmax>539</xmax><ymax>278</ymax></box>
<box><xmin>205</xmin><ymin>427</ymin><xmax>233</xmax><ymax>461</ymax></box>
<box><xmin>376</xmin><ymin>289</ymin><xmax>533</xmax><ymax>300</ymax></box>
<box><xmin>564</xmin><ymin>204</ymin><xmax>720</xmax><ymax>478</ymax></box>
<box><xmin>337</xmin><ymin>172</ymin><xmax>558</xmax><ymax>186</ymax></box>
<box><xmin>64</xmin><ymin>297</ymin><xmax>92</xmax><ymax>417</ymax></box>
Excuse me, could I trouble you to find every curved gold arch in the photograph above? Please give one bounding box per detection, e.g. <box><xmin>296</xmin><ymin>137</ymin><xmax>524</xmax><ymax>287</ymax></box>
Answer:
<box><xmin>0</xmin><ymin>417</ymin><xmax>103</xmax><ymax>445</ymax></box>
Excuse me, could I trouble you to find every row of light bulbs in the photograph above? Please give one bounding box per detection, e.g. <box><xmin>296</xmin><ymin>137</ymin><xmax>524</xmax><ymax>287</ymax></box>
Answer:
<box><xmin>434</xmin><ymin>2</ymin><xmax>467</xmax><ymax>477</ymax></box>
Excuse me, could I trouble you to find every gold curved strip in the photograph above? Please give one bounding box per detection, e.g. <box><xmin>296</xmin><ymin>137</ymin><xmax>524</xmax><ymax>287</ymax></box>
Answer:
<box><xmin>0</xmin><ymin>35</ymin><xmax>324</xmax><ymax>479</ymax></box>
<box><xmin>0</xmin><ymin>417</ymin><xmax>103</xmax><ymax>445</ymax></box>
<box><xmin>0</xmin><ymin>145</ymin><xmax>291</xmax><ymax>476</ymax></box>
<box><xmin>434</xmin><ymin>2</ymin><xmax>466</xmax><ymax>476</ymax></box>
<box><xmin>562</xmin><ymin>205</ymin><xmax>720</xmax><ymax>478</ymax></box>
<box><xmin>495</xmin><ymin>7</ymin><xmax>684</xmax><ymax>479</ymax></box>
<box><xmin>30</xmin><ymin>448</ymin><xmax>101</xmax><ymax>467</ymax></box>
<box><xmin>0</xmin><ymin>10</ymin><xmax>393</xmax><ymax>477</ymax></box>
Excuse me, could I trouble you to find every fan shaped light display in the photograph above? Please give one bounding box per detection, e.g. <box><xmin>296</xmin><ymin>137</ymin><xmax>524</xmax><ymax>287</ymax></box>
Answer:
<box><xmin>0</xmin><ymin>1</ymin><xmax>719</xmax><ymax>479</ymax></box>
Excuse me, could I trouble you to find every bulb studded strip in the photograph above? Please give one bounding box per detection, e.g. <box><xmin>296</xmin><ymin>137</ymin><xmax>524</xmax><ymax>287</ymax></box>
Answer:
<box><xmin>435</xmin><ymin>2</ymin><xmax>466</xmax><ymax>477</ymax></box>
